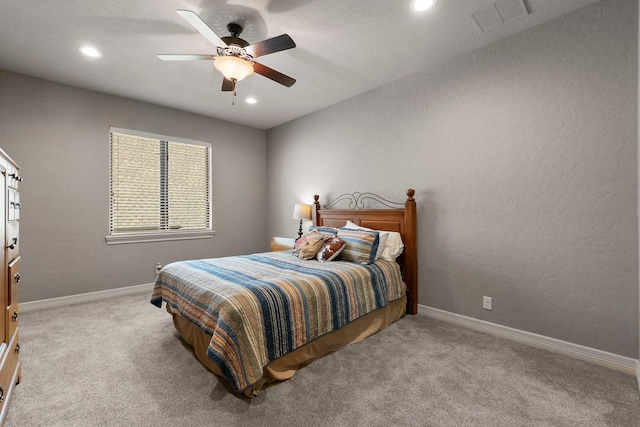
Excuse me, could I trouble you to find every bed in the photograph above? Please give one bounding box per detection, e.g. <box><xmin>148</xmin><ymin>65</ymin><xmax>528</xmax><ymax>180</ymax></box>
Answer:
<box><xmin>150</xmin><ymin>189</ymin><xmax>417</xmax><ymax>397</ymax></box>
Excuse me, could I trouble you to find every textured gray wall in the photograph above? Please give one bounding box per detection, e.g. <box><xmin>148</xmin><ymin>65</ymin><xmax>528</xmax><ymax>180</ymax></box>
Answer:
<box><xmin>267</xmin><ymin>0</ymin><xmax>638</xmax><ymax>357</ymax></box>
<box><xmin>0</xmin><ymin>71</ymin><xmax>268</xmax><ymax>302</ymax></box>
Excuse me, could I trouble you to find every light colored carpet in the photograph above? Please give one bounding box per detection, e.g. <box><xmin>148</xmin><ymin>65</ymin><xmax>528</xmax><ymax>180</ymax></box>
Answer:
<box><xmin>5</xmin><ymin>290</ymin><xmax>639</xmax><ymax>426</ymax></box>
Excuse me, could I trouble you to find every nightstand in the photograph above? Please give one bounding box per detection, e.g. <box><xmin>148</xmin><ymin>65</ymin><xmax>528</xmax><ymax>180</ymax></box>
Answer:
<box><xmin>270</xmin><ymin>237</ymin><xmax>295</xmax><ymax>251</ymax></box>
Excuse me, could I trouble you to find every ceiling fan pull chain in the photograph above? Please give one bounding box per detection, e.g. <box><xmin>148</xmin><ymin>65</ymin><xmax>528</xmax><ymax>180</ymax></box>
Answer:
<box><xmin>232</xmin><ymin>90</ymin><xmax>236</xmax><ymax>106</ymax></box>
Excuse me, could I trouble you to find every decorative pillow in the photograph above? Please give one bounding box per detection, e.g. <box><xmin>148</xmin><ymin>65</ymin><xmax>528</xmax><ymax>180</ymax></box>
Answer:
<box><xmin>308</xmin><ymin>226</ymin><xmax>339</xmax><ymax>237</ymax></box>
<box><xmin>316</xmin><ymin>236</ymin><xmax>346</xmax><ymax>262</ymax></box>
<box><xmin>294</xmin><ymin>229</ymin><xmax>317</xmax><ymax>250</ymax></box>
<box><xmin>337</xmin><ymin>228</ymin><xmax>380</xmax><ymax>264</ymax></box>
<box><xmin>343</xmin><ymin>220</ymin><xmax>390</xmax><ymax>261</ymax></box>
<box><xmin>344</xmin><ymin>220</ymin><xmax>403</xmax><ymax>261</ymax></box>
<box><xmin>292</xmin><ymin>230</ymin><xmax>327</xmax><ymax>260</ymax></box>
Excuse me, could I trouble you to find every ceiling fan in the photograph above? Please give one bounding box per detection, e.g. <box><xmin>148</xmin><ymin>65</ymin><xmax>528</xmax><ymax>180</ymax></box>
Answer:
<box><xmin>158</xmin><ymin>10</ymin><xmax>296</xmax><ymax>92</ymax></box>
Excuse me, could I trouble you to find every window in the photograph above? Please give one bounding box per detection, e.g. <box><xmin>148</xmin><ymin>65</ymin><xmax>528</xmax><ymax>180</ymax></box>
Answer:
<box><xmin>106</xmin><ymin>128</ymin><xmax>214</xmax><ymax>244</ymax></box>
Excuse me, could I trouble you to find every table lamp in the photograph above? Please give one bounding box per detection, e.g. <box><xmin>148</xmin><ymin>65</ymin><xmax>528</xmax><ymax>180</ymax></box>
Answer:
<box><xmin>292</xmin><ymin>203</ymin><xmax>312</xmax><ymax>240</ymax></box>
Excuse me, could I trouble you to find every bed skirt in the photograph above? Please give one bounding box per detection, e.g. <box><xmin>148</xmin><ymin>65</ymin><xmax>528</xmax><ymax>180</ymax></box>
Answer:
<box><xmin>167</xmin><ymin>295</ymin><xmax>407</xmax><ymax>397</ymax></box>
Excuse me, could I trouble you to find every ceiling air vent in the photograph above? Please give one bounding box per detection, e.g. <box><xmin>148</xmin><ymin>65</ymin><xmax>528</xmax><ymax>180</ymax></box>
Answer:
<box><xmin>470</xmin><ymin>0</ymin><xmax>529</xmax><ymax>33</ymax></box>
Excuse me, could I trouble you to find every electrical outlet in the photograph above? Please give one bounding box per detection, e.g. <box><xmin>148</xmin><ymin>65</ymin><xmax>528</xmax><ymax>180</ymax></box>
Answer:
<box><xmin>483</xmin><ymin>296</ymin><xmax>492</xmax><ymax>310</ymax></box>
<box><xmin>155</xmin><ymin>263</ymin><xmax>162</xmax><ymax>274</ymax></box>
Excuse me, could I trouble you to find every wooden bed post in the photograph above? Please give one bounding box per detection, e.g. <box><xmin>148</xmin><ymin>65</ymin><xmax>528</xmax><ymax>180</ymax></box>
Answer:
<box><xmin>312</xmin><ymin>194</ymin><xmax>321</xmax><ymax>226</ymax></box>
<box><xmin>404</xmin><ymin>189</ymin><xmax>418</xmax><ymax>315</ymax></box>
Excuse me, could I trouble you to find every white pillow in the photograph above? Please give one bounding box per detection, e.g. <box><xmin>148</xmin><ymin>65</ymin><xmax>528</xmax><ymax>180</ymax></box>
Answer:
<box><xmin>379</xmin><ymin>231</ymin><xmax>404</xmax><ymax>261</ymax></box>
<box><xmin>344</xmin><ymin>220</ymin><xmax>403</xmax><ymax>261</ymax></box>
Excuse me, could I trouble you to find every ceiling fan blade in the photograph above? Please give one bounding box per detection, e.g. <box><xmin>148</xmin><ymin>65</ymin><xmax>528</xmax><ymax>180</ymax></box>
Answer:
<box><xmin>157</xmin><ymin>54</ymin><xmax>215</xmax><ymax>61</ymax></box>
<box><xmin>253</xmin><ymin>62</ymin><xmax>296</xmax><ymax>87</ymax></box>
<box><xmin>177</xmin><ymin>10</ymin><xmax>227</xmax><ymax>48</ymax></box>
<box><xmin>245</xmin><ymin>34</ymin><xmax>296</xmax><ymax>58</ymax></box>
<box><xmin>221</xmin><ymin>78</ymin><xmax>236</xmax><ymax>92</ymax></box>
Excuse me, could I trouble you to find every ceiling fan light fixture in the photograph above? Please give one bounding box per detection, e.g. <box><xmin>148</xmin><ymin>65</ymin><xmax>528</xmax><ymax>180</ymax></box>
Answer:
<box><xmin>214</xmin><ymin>56</ymin><xmax>254</xmax><ymax>82</ymax></box>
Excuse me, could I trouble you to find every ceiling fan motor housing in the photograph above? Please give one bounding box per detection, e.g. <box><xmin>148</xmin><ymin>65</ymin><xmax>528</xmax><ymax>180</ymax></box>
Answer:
<box><xmin>217</xmin><ymin>45</ymin><xmax>253</xmax><ymax>61</ymax></box>
<box><xmin>222</xmin><ymin>23</ymin><xmax>249</xmax><ymax>48</ymax></box>
<box><xmin>227</xmin><ymin>23</ymin><xmax>243</xmax><ymax>37</ymax></box>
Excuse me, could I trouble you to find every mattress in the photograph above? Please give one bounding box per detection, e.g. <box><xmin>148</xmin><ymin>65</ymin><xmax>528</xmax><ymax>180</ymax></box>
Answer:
<box><xmin>151</xmin><ymin>250</ymin><xmax>405</xmax><ymax>395</ymax></box>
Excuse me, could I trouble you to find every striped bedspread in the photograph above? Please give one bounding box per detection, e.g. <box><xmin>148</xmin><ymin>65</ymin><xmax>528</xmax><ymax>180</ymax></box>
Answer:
<box><xmin>150</xmin><ymin>251</ymin><xmax>405</xmax><ymax>393</ymax></box>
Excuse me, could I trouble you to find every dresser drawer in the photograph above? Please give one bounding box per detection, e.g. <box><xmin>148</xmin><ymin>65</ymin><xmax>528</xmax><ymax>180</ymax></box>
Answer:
<box><xmin>6</xmin><ymin>165</ymin><xmax>20</xmax><ymax>190</ymax></box>
<box><xmin>6</xmin><ymin>222</ymin><xmax>18</xmax><ymax>262</ymax></box>
<box><xmin>7</xmin><ymin>256</ymin><xmax>20</xmax><ymax>304</ymax></box>
<box><xmin>7</xmin><ymin>190</ymin><xmax>19</xmax><ymax>222</ymax></box>
<box><xmin>0</xmin><ymin>329</ymin><xmax>20</xmax><ymax>421</ymax></box>
<box><xmin>12</xmin><ymin>191</ymin><xmax>19</xmax><ymax>221</ymax></box>
<box><xmin>8</xmin><ymin>257</ymin><xmax>20</xmax><ymax>306</ymax></box>
<box><xmin>6</xmin><ymin>303</ymin><xmax>18</xmax><ymax>342</ymax></box>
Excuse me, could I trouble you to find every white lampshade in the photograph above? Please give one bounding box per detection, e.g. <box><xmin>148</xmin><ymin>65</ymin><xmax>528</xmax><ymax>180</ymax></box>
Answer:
<box><xmin>214</xmin><ymin>56</ymin><xmax>254</xmax><ymax>82</ymax></box>
<box><xmin>292</xmin><ymin>203</ymin><xmax>312</xmax><ymax>220</ymax></box>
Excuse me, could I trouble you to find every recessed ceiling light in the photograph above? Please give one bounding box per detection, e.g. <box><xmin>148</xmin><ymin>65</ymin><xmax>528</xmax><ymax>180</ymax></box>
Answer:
<box><xmin>412</xmin><ymin>0</ymin><xmax>436</xmax><ymax>12</ymax></box>
<box><xmin>79</xmin><ymin>46</ymin><xmax>102</xmax><ymax>58</ymax></box>
<box><xmin>245</xmin><ymin>97</ymin><xmax>257</xmax><ymax>104</ymax></box>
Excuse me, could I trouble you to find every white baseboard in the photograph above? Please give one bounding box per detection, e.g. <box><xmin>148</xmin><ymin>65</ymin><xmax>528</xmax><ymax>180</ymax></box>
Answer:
<box><xmin>419</xmin><ymin>305</ymin><xmax>638</xmax><ymax>376</ymax></box>
<box><xmin>21</xmin><ymin>283</ymin><xmax>155</xmax><ymax>313</ymax></box>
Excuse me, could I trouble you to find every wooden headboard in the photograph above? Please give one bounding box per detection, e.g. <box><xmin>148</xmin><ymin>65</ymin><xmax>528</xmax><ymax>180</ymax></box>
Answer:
<box><xmin>312</xmin><ymin>189</ymin><xmax>418</xmax><ymax>315</ymax></box>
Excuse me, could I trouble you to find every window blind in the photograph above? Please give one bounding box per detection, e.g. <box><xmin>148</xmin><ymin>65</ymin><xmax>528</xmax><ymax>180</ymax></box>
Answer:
<box><xmin>168</xmin><ymin>141</ymin><xmax>210</xmax><ymax>230</ymax></box>
<box><xmin>109</xmin><ymin>131</ymin><xmax>211</xmax><ymax>236</ymax></box>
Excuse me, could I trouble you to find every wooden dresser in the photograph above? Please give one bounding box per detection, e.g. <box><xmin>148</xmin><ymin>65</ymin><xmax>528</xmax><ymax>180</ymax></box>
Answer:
<box><xmin>0</xmin><ymin>149</ymin><xmax>21</xmax><ymax>424</ymax></box>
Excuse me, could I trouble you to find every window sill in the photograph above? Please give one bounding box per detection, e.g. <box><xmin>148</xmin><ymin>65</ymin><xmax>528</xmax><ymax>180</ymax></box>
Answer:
<box><xmin>105</xmin><ymin>230</ymin><xmax>215</xmax><ymax>245</ymax></box>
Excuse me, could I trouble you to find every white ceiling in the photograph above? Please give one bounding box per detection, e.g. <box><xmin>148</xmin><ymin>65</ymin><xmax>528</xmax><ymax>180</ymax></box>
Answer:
<box><xmin>0</xmin><ymin>0</ymin><xmax>599</xmax><ymax>130</ymax></box>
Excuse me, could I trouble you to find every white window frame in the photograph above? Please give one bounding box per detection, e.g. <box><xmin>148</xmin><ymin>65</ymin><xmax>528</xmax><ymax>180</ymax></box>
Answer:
<box><xmin>105</xmin><ymin>127</ymin><xmax>215</xmax><ymax>245</ymax></box>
